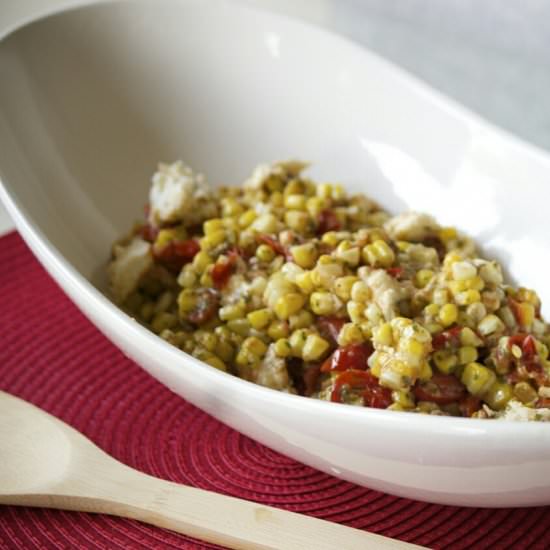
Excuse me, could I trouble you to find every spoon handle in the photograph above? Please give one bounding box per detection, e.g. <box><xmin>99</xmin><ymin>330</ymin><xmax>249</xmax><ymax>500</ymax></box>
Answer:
<box><xmin>72</xmin><ymin>462</ymin><xmax>420</xmax><ymax>550</ymax></box>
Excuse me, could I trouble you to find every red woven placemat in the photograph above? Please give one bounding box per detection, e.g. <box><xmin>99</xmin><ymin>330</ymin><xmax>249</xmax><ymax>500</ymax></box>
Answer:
<box><xmin>1</xmin><ymin>230</ymin><xmax>549</xmax><ymax>550</ymax></box>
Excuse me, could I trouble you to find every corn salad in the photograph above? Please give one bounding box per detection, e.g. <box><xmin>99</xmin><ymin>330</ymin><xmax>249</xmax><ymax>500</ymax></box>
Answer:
<box><xmin>108</xmin><ymin>160</ymin><xmax>550</xmax><ymax>421</ymax></box>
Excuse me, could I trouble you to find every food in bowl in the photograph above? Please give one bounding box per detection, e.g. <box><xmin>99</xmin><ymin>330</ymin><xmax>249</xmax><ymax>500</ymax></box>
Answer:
<box><xmin>108</xmin><ymin>160</ymin><xmax>550</xmax><ymax>421</ymax></box>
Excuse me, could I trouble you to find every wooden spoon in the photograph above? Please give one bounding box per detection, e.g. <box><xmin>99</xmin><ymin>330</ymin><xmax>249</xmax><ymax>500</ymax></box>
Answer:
<box><xmin>0</xmin><ymin>391</ymin><xmax>423</xmax><ymax>549</ymax></box>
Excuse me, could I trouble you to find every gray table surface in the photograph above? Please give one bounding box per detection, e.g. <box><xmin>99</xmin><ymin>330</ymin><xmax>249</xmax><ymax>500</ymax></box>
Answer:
<box><xmin>1</xmin><ymin>0</ymin><xmax>549</xmax><ymax>234</ymax></box>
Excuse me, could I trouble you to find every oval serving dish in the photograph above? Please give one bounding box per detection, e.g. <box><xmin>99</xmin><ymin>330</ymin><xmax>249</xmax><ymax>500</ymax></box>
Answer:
<box><xmin>1</xmin><ymin>0</ymin><xmax>549</xmax><ymax>507</ymax></box>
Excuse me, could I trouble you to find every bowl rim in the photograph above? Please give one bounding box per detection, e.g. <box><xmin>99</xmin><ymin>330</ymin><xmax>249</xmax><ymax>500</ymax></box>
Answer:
<box><xmin>1</xmin><ymin>0</ymin><xmax>550</xmax><ymax>437</ymax></box>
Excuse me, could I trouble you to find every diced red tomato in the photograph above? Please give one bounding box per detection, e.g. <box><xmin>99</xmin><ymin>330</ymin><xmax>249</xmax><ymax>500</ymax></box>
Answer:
<box><xmin>386</xmin><ymin>266</ymin><xmax>404</xmax><ymax>279</ymax></box>
<box><xmin>316</xmin><ymin>209</ymin><xmax>340</xmax><ymax>235</ymax></box>
<box><xmin>188</xmin><ymin>289</ymin><xmax>219</xmax><ymax>325</ymax></box>
<box><xmin>330</xmin><ymin>369</ymin><xmax>391</xmax><ymax>408</ymax></box>
<box><xmin>256</xmin><ymin>234</ymin><xmax>287</xmax><ymax>257</ymax></box>
<box><xmin>316</xmin><ymin>316</ymin><xmax>346</xmax><ymax>347</ymax></box>
<box><xmin>153</xmin><ymin>239</ymin><xmax>200</xmax><ymax>271</ymax></box>
<box><xmin>431</xmin><ymin>326</ymin><xmax>463</xmax><ymax>351</ymax></box>
<box><xmin>413</xmin><ymin>374</ymin><xmax>466</xmax><ymax>405</ymax></box>
<box><xmin>320</xmin><ymin>342</ymin><xmax>373</xmax><ymax>373</ymax></box>
<box><xmin>211</xmin><ymin>249</ymin><xmax>240</xmax><ymax>289</ymax></box>
<box><xmin>459</xmin><ymin>395</ymin><xmax>482</xmax><ymax>417</ymax></box>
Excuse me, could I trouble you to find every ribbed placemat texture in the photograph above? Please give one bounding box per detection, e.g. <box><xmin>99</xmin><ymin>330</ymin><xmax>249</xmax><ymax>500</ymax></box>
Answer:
<box><xmin>0</xmin><ymin>231</ymin><xmax>549</xmax><ymax>549</ymax></box>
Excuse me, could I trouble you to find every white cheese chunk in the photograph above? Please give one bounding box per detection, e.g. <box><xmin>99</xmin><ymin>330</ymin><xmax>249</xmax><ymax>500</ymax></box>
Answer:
<box><xmin>108</xmin><ymin>237</ymin><xmax>153</xmax><ymax>303</ymax></box>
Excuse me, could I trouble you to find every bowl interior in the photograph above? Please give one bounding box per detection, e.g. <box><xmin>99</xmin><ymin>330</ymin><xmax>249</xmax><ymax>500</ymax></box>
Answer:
<box><xmin>0</xmin><ymin>0</ymin><xmax>549</xmax><ymax>305</ymax></box>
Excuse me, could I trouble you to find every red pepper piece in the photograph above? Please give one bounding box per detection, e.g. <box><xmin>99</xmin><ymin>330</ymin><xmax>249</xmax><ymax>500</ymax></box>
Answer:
<box><xmin>316</xmin><ymin>209</ymin><xmax>341</xmax><ymax>235</ymax></box>
<box><xmin>386</xmin><ymin>266</ymin><xmax>404</xmax><ymax>279</ymax></box>
<box><xmin>459</xmin><ymin>395</ymin><xmax>482</xmax><ymax>417</ymax></box>
<box><xmin>153</xmin><ymin>239</ymin><xmax>200</xmax><ymax>271</ymax></box>
<box><xmin>211</xmin><ymin>249</ymin><xmax>240</xmax><ymax>289</ymax></box>
<box><xmin>330</xmin><ymin>369</ymin><xmax>391</xmax><ymax>408</ymax></box>
<box><xmin>320</xmin><ymin>342</ymin><xmax>373</xmax><ymax>373</ymax></box>
<box><xmin>188</xmin><ymin>288</ymin><xmax>219</xmax><ymax>325</ymax></box>
<box><xmin>256</xmin><ymin>234</ymin><xmax>287</xmax><ymax>257</ymax></box>
<box><xmin>431</xmin><ymin>326</ymin><xmax>463</xmax><ymax>351</ymax></box>
<box><xmin>413</xmin><ymin>374</ymin><xmax>466</xmax><ymax>405</ymax></box>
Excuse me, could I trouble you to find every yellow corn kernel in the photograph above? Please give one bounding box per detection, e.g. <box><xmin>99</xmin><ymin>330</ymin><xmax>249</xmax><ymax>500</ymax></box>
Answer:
<box><xmin>425</xmin><ymin>322</ymin><xmax>443</xmax><ymax>334</ymax></box>
<box><xmin>221</xmin><ymin>197</ymin><xmax>243</xmax><ymax>217</ymax></box>
<box><xmin>458</xmin><ymin>346</ymin><xmax>478</xmax><ymax>365</ymax></box>
<box><xmin>455</xmin><ymin>289</ymin><xmax>481</xmax><ymax>306</ymax></box>
<box><xmin>290</xmin><ymin>243</ymin><xmax>318</xmax><ymax>269</ymax></box>
<box><xmin>192</xmin><ymin>251</ymin><xmax>213</xmax><ymax>273</ymax></box>
<box><xmin>418</xmin><ymin>361</ymin><xmax>433</xmax><ymax>381</ymax></box>
<box><xmin>247</xmin><ymin>308</ymin><xmax>272</xmax><ymax>330</ymax></box>
<box><xmin>517</xmin><ymin>288</ymin><xmax>540</xmax><ymax>306</ymax></box>
<box><xmin>347</xmin><ymin>301</ymin><xmax>364</xmax><ymax>323</ymax></box>
<box><xmin>460</xmin><ymin>327</ymin><xmax>483</xmax><ymax>347</ymax></box>
<box><xmin>194</xmin><ymin>330</ymin><xmax>217</xmax><ymax>352</ymax></box>
<box><xmin>256</xmin><ymin>244</ymin><xmax>275</xmax><ymax>263</ymax></box>
<box><xmin>433</xmin><ymin>351</ymin><xmax>458</xmax><ymax>374</ymax></box>
<box><xmin>302</xmin><ymin>334</ymin><xmax>330</xmax><ymax>361</ymax></box>
<box><xmin>199</xmin><ymin>272</ymin><xmax>213</xmax><ymax>287</ymax></box>
<box><xmin>151</xmin><ymin>312</ymin><xmax>178</xmax><ymax>334</ymax></box>
<box><xmin>284</xmin><ymin>179</ymin><xmax>304</xmax><ymax>196</ymax></box>
<box><xmin>274</xmin><ymin>338</ymin><xmax>292</xmax><ymax>358</ymax></box>
<box><xmin>335</xmin><ymin>241</ymin><xmax>360</xmax><ymax>266</ymax></box>
<box><xmin>337</xmin><ymin>323</ymin><xmax>364</xmax><ymax>346</ymax></box>
<box><xmin>477</xmin><ymin>314</ymin><xmax>505</xmax><ymax>336</ymax></box>
<box><xmin>203</xmin><ymin>355</ymin><xmax>227</xmax><ymax>371</ymax></box>
<box><xmin>265</xmin><ymin>189</ymin><xmax>282</xmax><ymax>206</ymax></box>
<box><xmin>392</xmin><ymin>389</ymin><xmax>415</xmax><ymax>409</ymax></box>
<box><xmin>203</xmin><ymin>218</ymin><xmax>225</xmax><ymax>236</ymax></box>
<box><xmin>362</xmin><ymin>239</ymin><xmax>395</xmax><ymax>268</ymax></box>
<box><xmin>289</xmin><ymin>329</ymin><xmax>310</xmax><ymax>356</ymax></box>
<box><xmin>516</xmin><ymin>302</ymin><xmax>535</xmax><ymax>328</ymax></box>
<box><xmin>372</xmin><ymin>322</ymin><xmax>393</xmax><ymax>347</ymax></box>
<box><xmin>415</xmin><ymin>269</ymin><xmax>434</xmax><ymax>288</ymax></box>
<box><xmin>331</xmin><ymin>183</ymin><xmax>346</xmax><ymax>200</ymax></box>
<box><xmin>284</xmin><ymin>194</ymin><xmax>307</xmax><ymax>210</ymax></box>
<box><xmin>154</xmin><ymin>227</ymin><xmax>184</xmax><ymax>249</ymax></box>
<box><xmin>317</xmin><ymin>183</ymin><xmax>333</xmax><ymax>199</ymax></box>
<box><xmin>433</xmin><ymin>289</ymin><xmax>449</xmax><ymax>305</ymax></box>
<box><xmin>238</xmin><ymin>209</ymin><xmax>258</xmax><ymax>228</ymax></box>
<box><xmin>226</xmin><ymin>319</ymin><xmax>251</xmax><ymax>337</ymax></box>
<box><xmin>289</xmin><ymin>310</ymin><xmax>314</xmax><ymax>330</ymax></box>
<box><xmin>309</xmin><ymin>292</ymin><xmax>338</xmax><ymax>316</ymax></box>
<box><xmin>461</xmin><ymin>362</ymin><xmax>496</xmax><ymax>396</ymax></box>
<box><xmin>219</xmin><ymin>304</ymin><xmax>245</xmax><ymax>321</ymax></box>
<box><xmin>333</xmin><ymin>276</ymin><xmax>359</xmax><ymax>301</ymax></box>
<box><xmin>439</xmin><ymin>227</ymin><xmax>457</xmax><ymax>243</ymax></box>
<box><xmin>177</xmin><ymin>267</ymin><xmax>197</xmax><ymax>289</ymax></box>
<box><xmin>243</xmin><ymin>336</ymin><xmax>268</xmax><ymax>357</ymax></box>
<box><xmin>464</xmin><ymin>276</ymin><xmax>485</xmax><ymax>291</ymax></box>
<box><xmin>443</xmin><ymin>251</ymin><xmax>463</xmax><ymax>268</ymax></box>
<box><xmin>350</xmin><ymin>280</ymin><xmax>371</xmax><ymax>303</ymax></box>
<box><xmin>448</xmin><ymin>280</ymin><xmax>468</xmax><ymax>295</ymax></box>
<box><xmin>438</xmin><ymin>303</ymin><xmax>458</xmax><ymax>327</ymax></box>
<box><xmin>275</xmin><ymin>293</ymin><xmax>306</xmax><ymax>320</ymax></box>
<box><xmin>267</xmin><ymin>320</ymin><xmax>289</xmax><ymax>340</ymax></box>
<box><xmin>216</xmin><ymin>340</ymin><xmax>234</xmax><ymax>362</ymax></box>
<box><xmin>424</xmin><ymin>303</ymin><xmax>440</xmax><ymax>318</ymax></box>
<box><xmin>252</xmin><ymin>213</ymin><xmax>280</xmax><ymax>234</ymax></box>
<box><xmin>306</xmin><ymin>197</ymin><xmax>324</xmax><ymax>218</ymax></box>
<box><xmin>483</xmin><ymin>381</ymin><xmax>513</xmax><ymax>410</ymax></box>
<box><xmin>399</xmin><ymin>340</ymin><xmax>426</xmax><ymax>367</ymax></box>
<box><xmin>284</xmin><ymin>211</ymin><xmax>310</xmax><ymax>233</ymax></box>
<box><xmin>451</xmin><ymin>261</ymin><xmax>477</xmax><ymax>281</ymax></box>
<box><xmin>177</xmin><ymin>290</ymin><xmax>197</xmax><ymax>314</ymax></box>
<box><xmin>320</xmin><ymin>231</ymin><xmax>339</xmax><ymax>247</ymax></box>
<box><xmin>513</xmin><ymin>381</ymin><xmax>538</xmax><ymax>404</ymax></box>
<box><xmin>235</xmin><ymin>349</ymin><xmax>258</xmax><ymax>368</ymax></box>
<box><xmin>295</xmin><ymin>271</ymin><xmax>315</xmax><ymax>294</ymax></box>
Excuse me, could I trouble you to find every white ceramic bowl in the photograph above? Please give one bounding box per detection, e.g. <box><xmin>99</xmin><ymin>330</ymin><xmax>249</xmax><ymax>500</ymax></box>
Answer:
<box><xmin>1</xmin><ymin>0</ymin><xmax>550</xmax><ymax>507</ymax></box>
